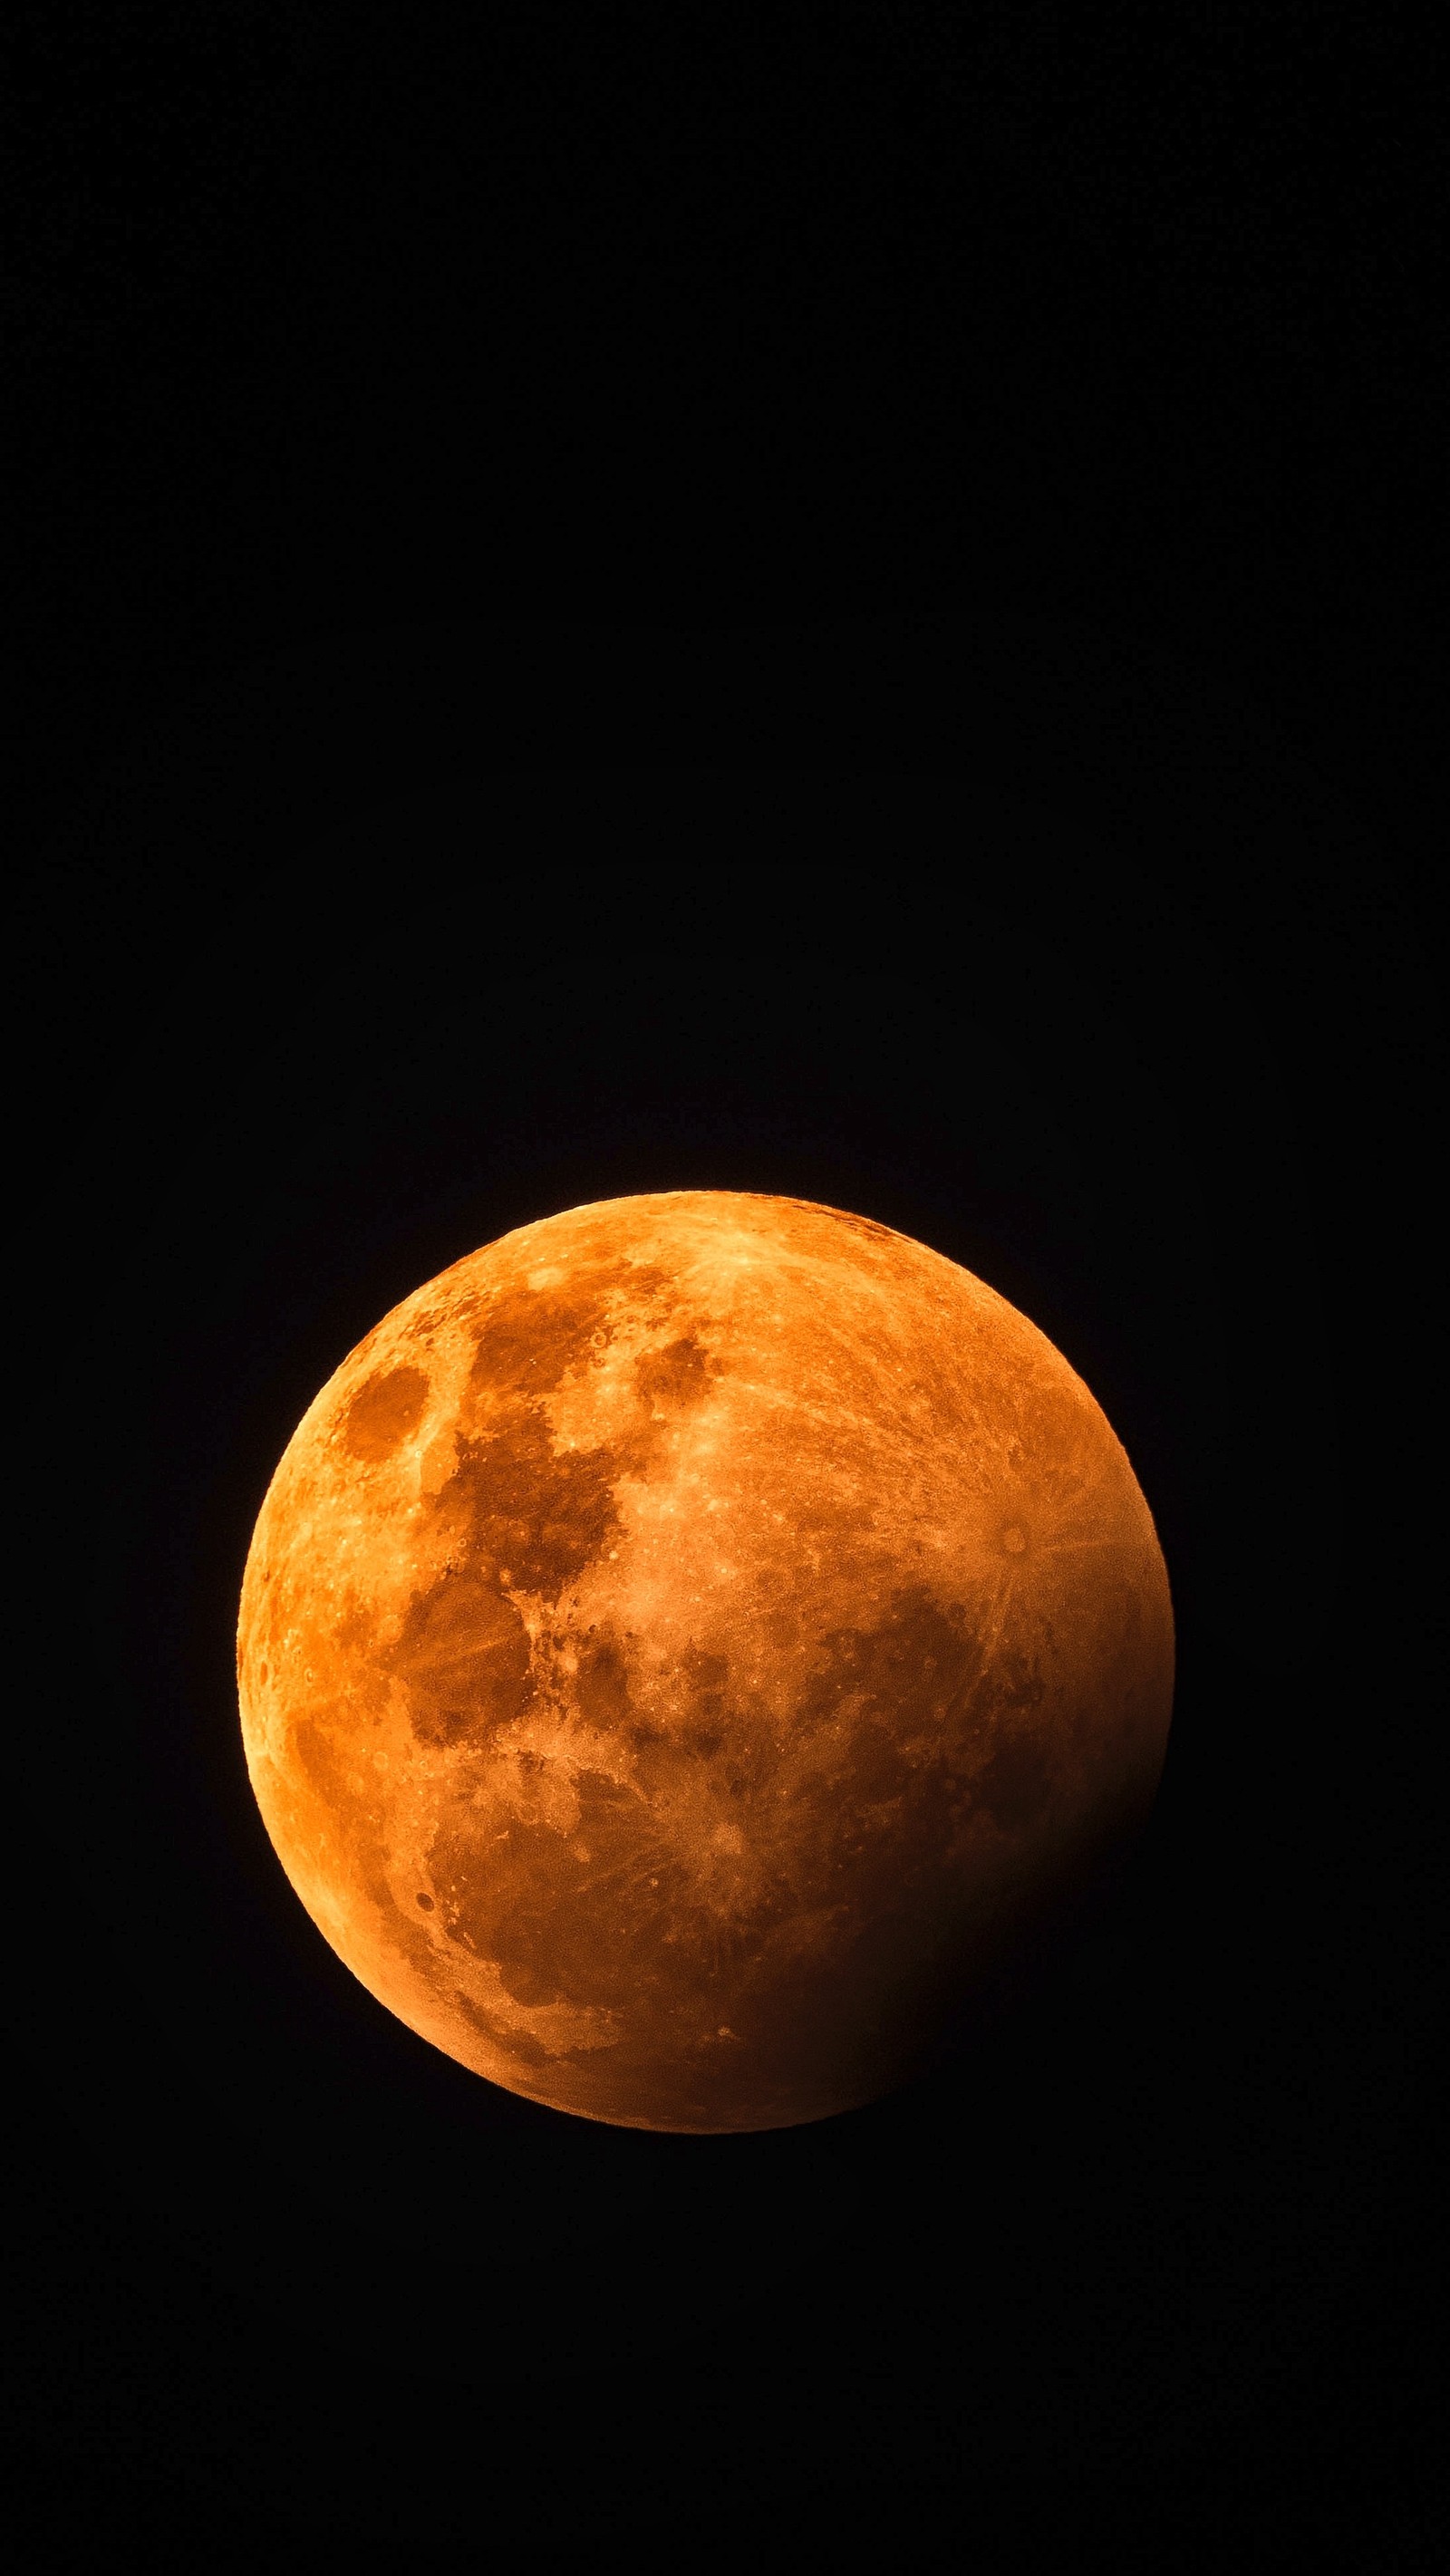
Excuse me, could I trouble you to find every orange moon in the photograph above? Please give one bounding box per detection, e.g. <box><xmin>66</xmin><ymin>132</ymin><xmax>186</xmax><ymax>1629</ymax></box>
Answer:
<box><xmin>237</xmin><ymin>1192</ymin><xmax>1174</xmax><ymax>2132</ymax></box>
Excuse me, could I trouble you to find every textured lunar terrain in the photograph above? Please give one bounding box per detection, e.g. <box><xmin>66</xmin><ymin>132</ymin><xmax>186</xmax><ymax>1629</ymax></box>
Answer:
<box><xmin>237</xmin><ymin>1192</ymin><xmax>1174</xmax><ymax>2130</ymax></box>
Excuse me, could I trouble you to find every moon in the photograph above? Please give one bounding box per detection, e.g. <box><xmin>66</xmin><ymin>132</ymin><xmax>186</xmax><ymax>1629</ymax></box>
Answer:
<box><xmin>237</xmin><ymin>1192</ymin><xmax>1174</xmax><ymax>2132</ymax></box>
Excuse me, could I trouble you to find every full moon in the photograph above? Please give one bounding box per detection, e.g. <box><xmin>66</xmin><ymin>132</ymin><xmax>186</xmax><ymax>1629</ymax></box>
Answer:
<box><xmin>238</xmin><ymin>1192</ymin><xmax>1174</xmax><ymax>2131</ymax></box>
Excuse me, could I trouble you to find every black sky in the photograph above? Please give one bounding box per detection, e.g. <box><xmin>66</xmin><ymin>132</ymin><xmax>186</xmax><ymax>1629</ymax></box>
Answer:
<box><xmin>9</xmin><ymin>6</ymin><xmax>1442</xmax><ymax>2568</ymax></box>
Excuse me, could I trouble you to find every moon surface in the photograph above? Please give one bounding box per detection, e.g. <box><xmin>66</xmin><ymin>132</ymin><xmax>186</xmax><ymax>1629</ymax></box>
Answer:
<box><xmin>237</xmin><ymin>1192</ymin><xmax>1174</xmax><ymax>2131</ymax></box>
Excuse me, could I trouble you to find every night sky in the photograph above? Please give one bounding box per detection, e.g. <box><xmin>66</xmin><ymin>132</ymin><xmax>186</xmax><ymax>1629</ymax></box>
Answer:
<box><xmin>11</xmin><ymin>8</ymin><xmax>1439</xmax><ymax>2568</ymax></box>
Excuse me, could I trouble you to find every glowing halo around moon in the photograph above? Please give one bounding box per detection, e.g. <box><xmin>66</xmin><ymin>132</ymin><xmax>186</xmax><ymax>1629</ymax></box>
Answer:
<box><xmin>237</xmin><ymin>1192</ymin><xmax>1174</xmax><ymax>2132</ymax></box>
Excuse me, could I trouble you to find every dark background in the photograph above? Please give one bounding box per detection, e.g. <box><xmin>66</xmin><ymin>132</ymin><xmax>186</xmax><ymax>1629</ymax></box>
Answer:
<box><xmin>8</xmin><ymin>5</ymin><xmax>1442</xmax><ymax>2568</ymax></box>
